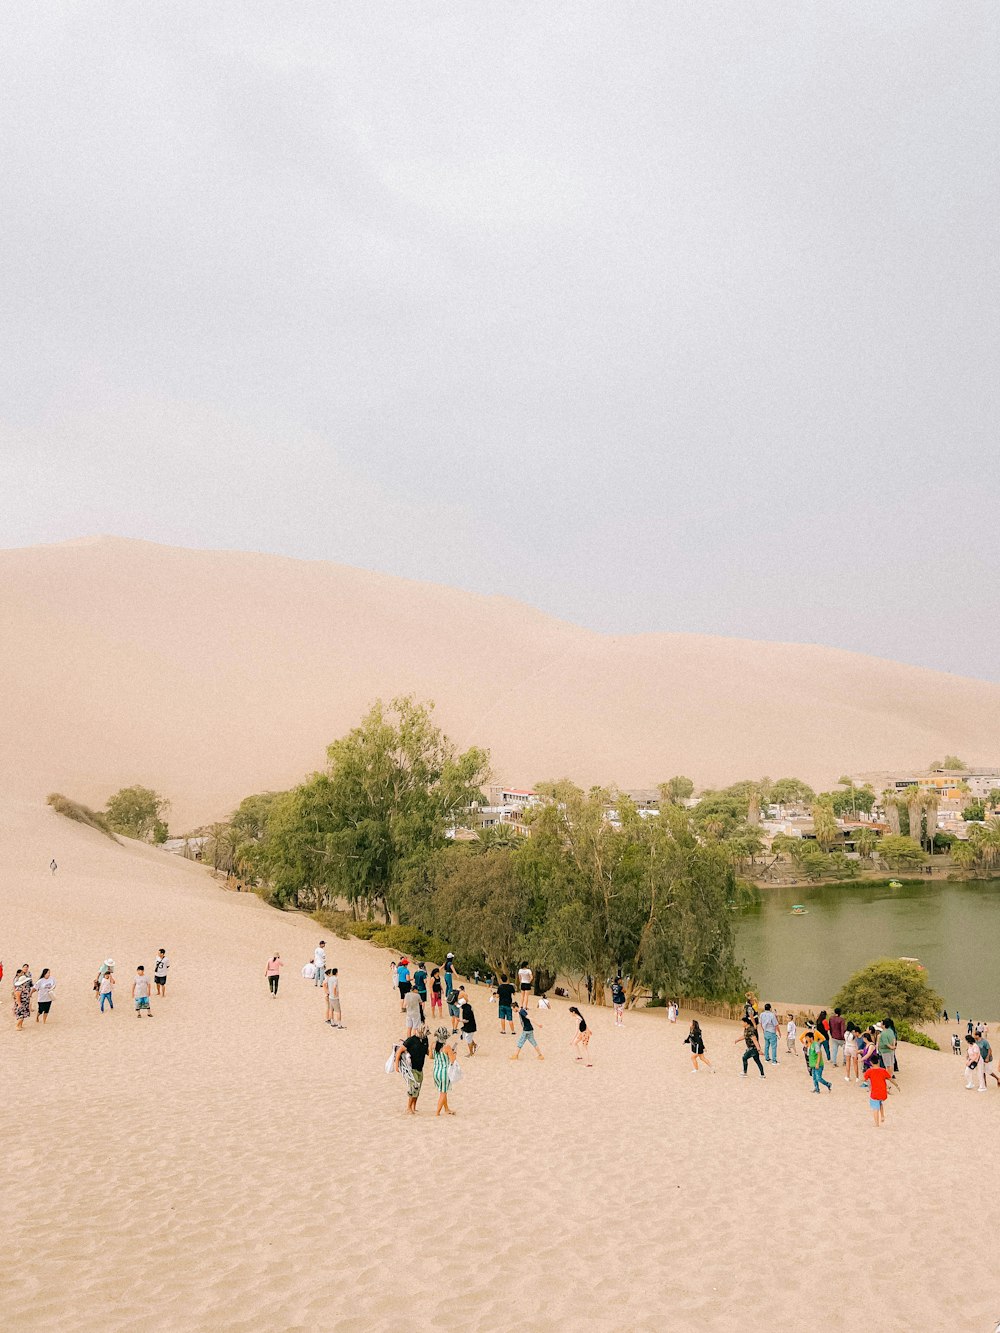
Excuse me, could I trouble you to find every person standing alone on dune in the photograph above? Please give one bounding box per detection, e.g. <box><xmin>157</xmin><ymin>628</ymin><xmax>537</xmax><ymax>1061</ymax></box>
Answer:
<box><xmin>265</xmin><ymin>954</ymin><xmax>282</xmax><ymax>995</ymax></box>
<box><xmin>313</xmin><ymin>941</ymin><xmax>326</xmax><ymax>988</ymax></box>
<box><xmin>569</xmin><ymin>1006</ymin><xmax>592</xmax><ymax>1065</ymax></box>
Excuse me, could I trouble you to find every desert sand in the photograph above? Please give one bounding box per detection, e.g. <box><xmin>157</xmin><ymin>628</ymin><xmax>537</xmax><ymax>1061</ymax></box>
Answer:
<box><xmin>3</xmin><ymin>536</ymin><xmax>1000</xmax><ymax>828</ymax></box>
<box><xmin>1</xmin><ymin>797</ymin><xmax>994</xmax><ymax>1333</ymax></box>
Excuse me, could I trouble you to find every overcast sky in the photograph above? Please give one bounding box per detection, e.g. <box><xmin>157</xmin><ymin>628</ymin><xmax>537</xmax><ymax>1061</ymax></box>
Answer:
<box><xmin>2</xmin><ymin>4</ymin><xmax>997</xmax><ymax>678</ymax></box>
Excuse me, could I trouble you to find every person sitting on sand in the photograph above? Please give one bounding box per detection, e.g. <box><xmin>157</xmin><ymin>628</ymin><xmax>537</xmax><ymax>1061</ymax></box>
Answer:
<box><xmin>684</xmin><ymin>1019</ymin><xmax>713</xmax><ymax>1072</ymax></box>
<box><xmin>433</xmin><ymin>1026</ymin><xmax>457</xmax><ymax>1115</ymax></box>
<box><xmin>569</xmin><ymin>1006</ymin><xmax>592</xmax><ymax>1065</ymax></box>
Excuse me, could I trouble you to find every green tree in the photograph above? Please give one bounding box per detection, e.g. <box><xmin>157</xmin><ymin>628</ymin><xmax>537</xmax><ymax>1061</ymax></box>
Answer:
<box><xmin>810</xmin><ymin>798</ymin><xmax>839</xmax><ymax>852</ymax></box>
<box><xmin>833</xmin><ymin>958</ymin><xmax>943</xmax><ymax>1024</ymax></box>
<box><xmin>658</xmin><ymin>776</ymin><xmax>694</xmax><ymax>805</ymax></box>
<box><xmin>878</xmin><ymin>834</ymin><xmax>925</xmax><ymax>873</ymax></box>
<box><xmin>425</xmin><ymin>845</ymin><xmax>531</xmax><ymax>979</ymax></box>
<box><xmin>263</xmin><ymin>698</ymin><xmax>490</xmax><ymax>914</ymax></box>
<box><xmin>962</xmin><ymin>800</ymin><xmax>987</xmax><ymax>822</ymax></box>
<box><xmin>105</xmin><ymin>785</ymin><xmax>170</xmax><ymax>843</ymax></box>
<box><xmin>769</xmin><ymin>777</ymin><xmax>816</xmax><ymax>807</ymax></box>
<box><xmin>853</xmin><ymin>826</ymin><xmax>879</xmax><ymax>862</ymax></box>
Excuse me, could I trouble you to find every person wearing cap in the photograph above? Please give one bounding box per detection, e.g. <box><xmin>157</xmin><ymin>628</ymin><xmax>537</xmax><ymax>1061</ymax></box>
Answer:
<box><xmin>443</xmin><ymin>952</ymin><xmax>456</xmax><ymax>996</ymax></box>
<box><xmin>432</xmin><ymin>1026</ymin><xmax>457</xmax><ymax>1115</ymax></box>
<box><xmin>396</xmin><ymin>957</ymin><xmax>411</xmax><ymax>1004</ymax></box>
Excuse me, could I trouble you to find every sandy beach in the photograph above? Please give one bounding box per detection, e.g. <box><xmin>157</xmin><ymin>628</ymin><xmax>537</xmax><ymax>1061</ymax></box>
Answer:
<box><xmin>1</xmin><ymin>796</ymin><xmax>994</xmax><ymax>1332</ymax></box>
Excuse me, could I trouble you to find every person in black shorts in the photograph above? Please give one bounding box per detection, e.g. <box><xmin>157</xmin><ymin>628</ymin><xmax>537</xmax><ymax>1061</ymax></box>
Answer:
<box><xmin>154</xmin><ymin>948</ymin><xmax>169</xmax><ymax>996</ymax></box>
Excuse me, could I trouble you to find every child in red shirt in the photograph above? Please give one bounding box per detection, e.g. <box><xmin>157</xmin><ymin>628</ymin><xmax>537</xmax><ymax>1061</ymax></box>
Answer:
<box><xmin>863</xmin><ymin>1063</ymin><xmax>891</xmax><ymax>1127</ymax></box>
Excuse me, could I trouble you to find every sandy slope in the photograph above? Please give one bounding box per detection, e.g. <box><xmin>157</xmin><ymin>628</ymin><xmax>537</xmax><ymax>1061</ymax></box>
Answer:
<box><xmin>0</xmin><ymin>799</ymin><xmax>995</xmax><ymax>1333</ymax></box>
<box><xmin>3</xmin><ymin>536</ymin><xmax>1000</xmax><ymax>828</ymax></box>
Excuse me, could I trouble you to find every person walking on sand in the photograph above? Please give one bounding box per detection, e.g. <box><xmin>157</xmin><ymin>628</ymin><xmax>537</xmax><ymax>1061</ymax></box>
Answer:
<box><xmin>862</xmin><ymin>1059</ymin><xmax>890</xmax><ymax>1126</ymax></box>
<box><xmin>49</xmin><ymin>859</ymin><xmax>57</xmax><ymax>875</ymax></box>
<box><xmin>759</xmin><ymin>1003</ymin><xmax>779</xmax><ymax>1064</ymax></box>
<box><xmin>569</xmin><ymin>1006</ymin><xmax>592</xmax><ymax>1065</ymax></box>
<box><xmin>412</xmin><ymin>961</ymin><xmax>428</xmax><ymax>1007</ymax></box>
<box><xmin>458</xmin><ymin>988</ymin><xmax>478</xmax><ymax>1056</ymax></box>
<box><xmin>443</xmin><ymin>952</ymin><xmax>457</xmax><ymax>996</ymax></box>
<box><xmin>496</xmin><ymin>974</ymin><xmax>516</xmax><ymax>1035</ymax></box>
<box><xmin>324</xmin><ymin>968</ymin><xmax>343</xmax><ymax>1028</ymax></box>
<box><xmin>979</xmin><ymin>1029</ymin><xmax>1000</xmax><ymax>1088</ymax></box>
<box><xmin>154</xmin><ymin>948</ymin><xmax>170</xmax><ymax>997</ymax></box>
<box><xmin>12</xmin><ymin>967</ymin><xmax>31</xmax><ymax>1029</ymax></box>
<box><xmin>815</xmin><ymin>1010</ymin><xmax>831</xmax><ymax>1062</ymax></box>
<box><xmin>396</xmin><ymin>957</ymin><xmax>412</xmax><ymax>1003</ymax></box>
<box><xmin>394</xmin><ymin>1023</ymin><xmax>430</xmax><ymax>1115</ymax></box>
<box><xmin>611</xmin><ymin>977</ymin><xmax>626</xmax><ymax>1027</ymax></box>
<box><xmin>313</xmin><ymin>941</ymin><xmax>326</xmax><ymax>988</ymax></box>
<box><xmin>265</xmin><ymin>954</ymin><xmax>282</xmax><ymax>995</ymax></box>
<box><xmin>684</xmin><ymin>1019</ymin><xmax>713</xmax><ymax>1072</ymax></box>
<box><xmin>965</xmin><ymin>1034</ymin><xmax>985</xmax><ymax>1090</ymax></box>
<box><xmin>132</xmin><ymin>966</ymin><xmax>153</xmax><ymax>1017</ymax></box>
<box><xmin>518</xmin><ymin>962</ymin><xmax>533</xmax><ymax>1008</ymax></box>
<box><xmin>33</xmin><ymin>969</ymin><xmax>55</xmax><ymax>1023</ymax></box>
<box><xmin>510</xmin><ymin>1003</ymin><xmax>544</xmax><ymax>1060</ymax></box>
<box><xmin>737</xmin><ymin>1017</ymin><xmax>766</xmax><ymax>1079</ymax></box>
<box><xmin>430</xmin><ymin>967</ymin><xmax>443</xmax><ymax>1018</ymax></box>
<box><xmin>98</xmin><ymin>966</ymin><xmax>116</xmax><ymax>1013</ymax></box>
<box><xmin>807</xmin><ymin>1033</ymin><xmax>832</xmax><ymax>1093</ymax></box>
<box><xmin>433</xmin><ymin>1026</ymin><xmax>457</xmax><ymax>1114</ymax></box>
<box><xmin>785</xmin><ymin>1013</ymin><xmax>797</xmax><ymax>1055</ymax></box>
<box><xmin>404</xmin><ymin>984</ymin><xmax>424</xmax><ymax>1034</ymax></box>
<box><xmin>447</xmin><ymin>977</ymin><xmax>461</xmax><ymax>1033</ymax></box>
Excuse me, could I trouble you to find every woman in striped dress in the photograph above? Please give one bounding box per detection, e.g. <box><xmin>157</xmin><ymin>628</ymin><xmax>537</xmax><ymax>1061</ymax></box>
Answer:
<box><xmin>433</xmin><ymin>1026</ymin><xmax>456</xmax><ymax>1116</ymax></box>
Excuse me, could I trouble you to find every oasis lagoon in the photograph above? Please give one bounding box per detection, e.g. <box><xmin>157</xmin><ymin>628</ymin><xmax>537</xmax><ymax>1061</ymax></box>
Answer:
<box><xmin>736</xmin><ymin>878</ymin><xmax>1000</xmax><ymax>1020</ymax></box>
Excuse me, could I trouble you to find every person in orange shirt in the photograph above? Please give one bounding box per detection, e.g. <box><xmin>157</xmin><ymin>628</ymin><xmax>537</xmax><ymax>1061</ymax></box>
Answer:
<box><xmin>862</xmin><ymin>1060</ymin><xmax>891</xmax><ymax>1127</ymax></box>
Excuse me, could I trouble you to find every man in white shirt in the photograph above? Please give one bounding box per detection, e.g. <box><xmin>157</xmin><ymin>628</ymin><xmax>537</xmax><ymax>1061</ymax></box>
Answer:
<box><xmin>313</xmin><ymin>941</ymin><xmax>326</xmax><ymax>986</ymax></box>
<box><xmin>154</xmin><ymin>948</ymin><xmax>170</xmax><ymax>997</ymax></box>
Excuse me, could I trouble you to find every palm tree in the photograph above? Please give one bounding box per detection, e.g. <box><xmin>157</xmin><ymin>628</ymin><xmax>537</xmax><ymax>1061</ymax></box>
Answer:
<box><xmin>854</xmin><ymin>826</ymin><xmax>878</xmax><ymax>863</ymax></box>
<box><xmin>810</xmin><ymin>799</ymin><xmax>839</xmax><ymax>852</ymax></box>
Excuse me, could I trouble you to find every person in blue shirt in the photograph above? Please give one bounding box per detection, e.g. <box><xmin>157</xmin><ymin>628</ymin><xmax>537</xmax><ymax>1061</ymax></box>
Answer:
<box><xmin>396</xmin><ymin>958</ymin><xmax>411</xmax><ymax>1003</ymax></box>
<box><xmin>412</xmin><ymin>962</ymin><xmax>428</xmax><ymax>1003</ymax></box>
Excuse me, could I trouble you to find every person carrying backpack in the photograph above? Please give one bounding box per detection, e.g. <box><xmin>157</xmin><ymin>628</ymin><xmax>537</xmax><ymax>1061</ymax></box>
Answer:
<box><xmin>977</xmin><ymin>1031</ymin><xmax>997</xmax><ymax>1089</ymax></box>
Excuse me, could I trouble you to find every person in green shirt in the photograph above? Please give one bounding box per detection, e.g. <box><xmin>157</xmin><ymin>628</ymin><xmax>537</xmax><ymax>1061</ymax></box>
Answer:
<box><xmin>876</xmin><ymin>1021</ymin><xmax>897</xmax><ymax>1080</ymax></box>
<box><xmin>808</xmin><ymin>1037</ymin><xmax>832</xmax><ymax>1093</ymax></box>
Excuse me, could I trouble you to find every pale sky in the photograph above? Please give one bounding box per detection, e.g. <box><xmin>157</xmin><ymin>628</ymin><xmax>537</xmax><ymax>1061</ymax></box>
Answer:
<box><xmin>2</xmin><ymin>4</ymin><xmax>997</xmax><ymax>678</ymax></box>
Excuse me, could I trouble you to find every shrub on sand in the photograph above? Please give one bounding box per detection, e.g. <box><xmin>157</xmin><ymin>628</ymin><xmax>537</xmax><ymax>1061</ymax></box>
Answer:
<box><xmin>47</xmin><ymin>793</ymin><xmax>118</xmax><ymax>841</ymax></box>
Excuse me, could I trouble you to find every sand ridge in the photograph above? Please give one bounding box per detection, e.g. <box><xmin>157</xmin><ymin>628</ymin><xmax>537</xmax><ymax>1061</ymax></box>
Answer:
<box><xmin>2</xmin><ymin>536</ymin><xmax>1000</xmax><ymax>828</ymax></box>
<box><xmin>0</xmin><ymin>798</ymin><xmax>995</xmax><ymax>1332</ymax></box>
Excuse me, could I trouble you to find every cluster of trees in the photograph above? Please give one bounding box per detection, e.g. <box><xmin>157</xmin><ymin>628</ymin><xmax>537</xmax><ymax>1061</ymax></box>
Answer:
<box><xmin>202</xmin><ymin>698</ymin><xmax>751</xmax><ymax>1004</ymax></box>
<box><xmin>951</xmin><ymin>818</ymin><xmax>1000</xmax><ymax>878</ymax></box>
<box><xmin>833</xmin><ymin>957</ymin><xmax>943</xmax><ymax>1026</ymax></box>
<box><xmin>104</xmin><ymin>785</ymin><xmax>171</xmax><ymax>843</ymax></box>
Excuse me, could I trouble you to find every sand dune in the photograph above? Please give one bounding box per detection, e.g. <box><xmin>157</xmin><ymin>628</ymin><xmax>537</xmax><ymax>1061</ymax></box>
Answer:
<box><xmin>1</xmin><ymin>798</ymin><xmax>995</xmax><ymax>1332</ymax></box>
<box><xmin>2</xmin><ymin>536</ymin><xmax>999</xmax><ymax>828</ymax></box>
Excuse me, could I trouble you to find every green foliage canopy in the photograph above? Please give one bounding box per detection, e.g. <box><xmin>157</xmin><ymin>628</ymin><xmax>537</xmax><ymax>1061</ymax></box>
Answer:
<box><xmin>105</xmin><ymin>785</ymin><xmax>170</xmax><ymax>843</ymax></box>
<box><xmin>833</xmin><ymin>958</ymin><xmax>943</xmax><ymax>1024</ymax></box>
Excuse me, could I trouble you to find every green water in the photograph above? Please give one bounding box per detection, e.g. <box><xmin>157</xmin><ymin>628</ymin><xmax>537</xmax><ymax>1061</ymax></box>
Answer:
<box><xmin>735</xmin><ymin>878</ymin><xmax>1000</xmax><ymax>1019</ymax></box>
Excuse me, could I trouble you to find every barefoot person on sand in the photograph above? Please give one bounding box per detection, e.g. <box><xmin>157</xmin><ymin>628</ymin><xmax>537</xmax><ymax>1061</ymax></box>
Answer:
<box><xmin>33</xmin><ymin>968</ymin><xmax>55</xmax><ymax>1023</ymax></box>
<box><xmin>394</xmin><ymin>1024</ymin><xmax>430</xmax><ymax>1115</ymax></box>
<box><xmin>154</xmin><ymin>948</ymin><xmax>169</xmax><ymax>997</ymax></box>
<box><xmin>265</xmin><ymin>954</ymin><xmax>282</xmax><ymax>995</ymax></box>
<box><xmin>684</xmin><ymin>1019</ymin><xmax>713</xmax><ymax>1072</ymax></box>
<box><xmin>862</xmin><ymin>1059</ymin><xmax>890</xmax><ymax>1126</ymax></box>
<box><xmin>569</xmin><ymin>1006</ymin><xmax>592</xmax><ymax>1065</ymax></box>
<box><xmin>510</xmin><ymin>1003</ymin><xmax>544</xmax><ymax>1060</ymax></box>
<box><xmin>12</xmin><ymin>967</ymin><xmax>31</xmax><ymax>1029</ymax></box>
<box><xmin>433</xmin><ymin>1027</ymin><xmax>457</xmax><ymax>1115</ymax></box>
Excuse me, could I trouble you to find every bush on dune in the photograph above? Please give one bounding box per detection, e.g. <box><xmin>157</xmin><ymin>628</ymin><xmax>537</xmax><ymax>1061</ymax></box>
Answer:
<box><xmin>47</xmin><ymin>793</ymin><xmax>118</xmax><ymax>841</ymax></box>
